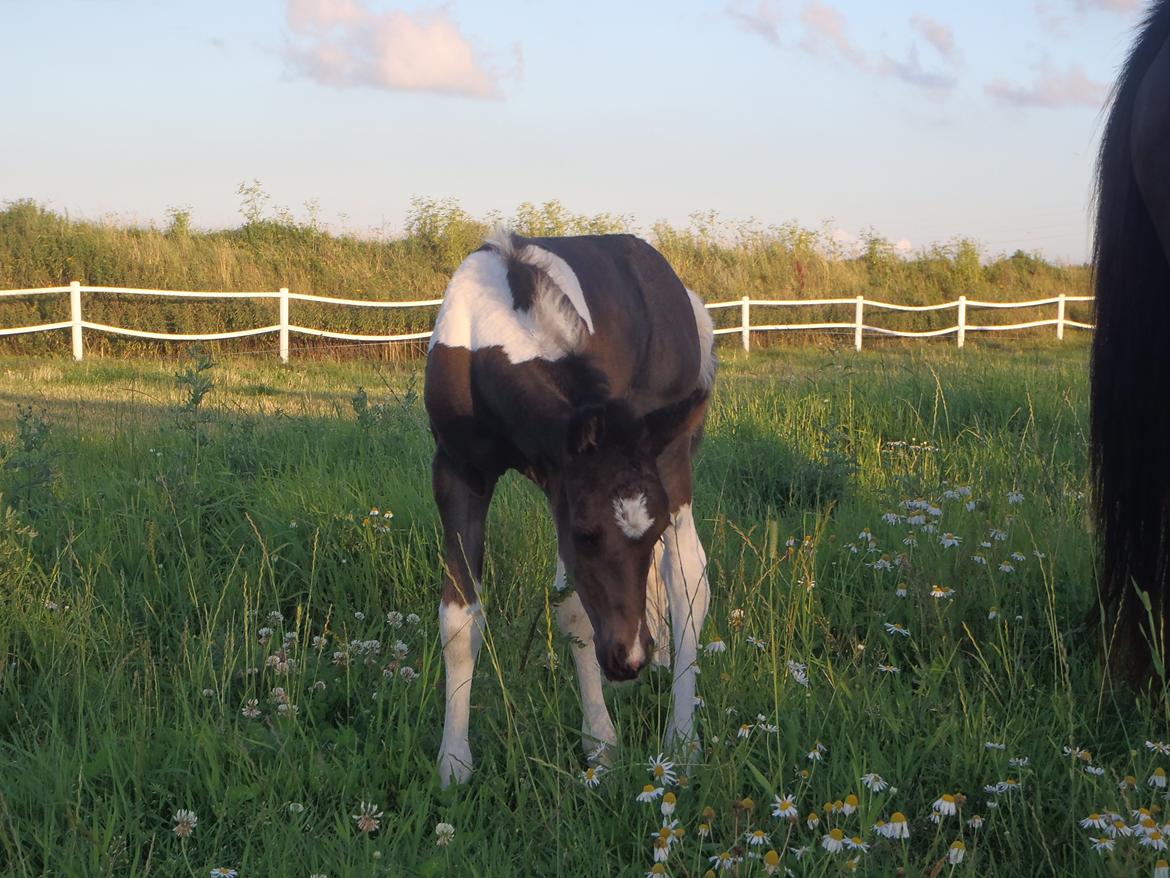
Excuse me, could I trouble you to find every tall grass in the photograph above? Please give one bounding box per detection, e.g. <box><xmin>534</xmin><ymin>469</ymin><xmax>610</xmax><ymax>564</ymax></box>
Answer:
<box><xmin>0</xmin><ymin>195</ymin><xmax>1091</xmax><ymax>357</ymax></box>
<box><xmin>3</xmin><ymin>343</ymin><xmax>1165</xmax><ymax>877</ymax></box>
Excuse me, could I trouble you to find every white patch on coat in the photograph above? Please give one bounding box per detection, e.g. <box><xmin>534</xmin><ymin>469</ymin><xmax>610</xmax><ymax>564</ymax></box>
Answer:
<box><xmin>555</xmin><ymin>574</ymin><xmax>618</xmax><ymax>753</ymax></box>
<box><xmin>612</xmin><ymin>493</ymin><xmax>653</xmax><ymax>539</ymax></box>
<box><xmin>686</xmin><ymin>288</ymin><xmax>717</xmax><ymax>391</ymax></box>
<box><xmin>429</xmin><ymin>230</ymin><xmax>593</xmax><ymax>363</ymax></box>
<box><xmin>661</xmin><ymin>502</ymin><xmax>710</xmax><ymax>748</ymax></box>
<box><xmin>438</xmin><ymin>597</ymin><xmax>484</xmax><ymax>786</ymax></box>
<box><xmin>626</xmin><ymin>616</ymin><xmax>646</xmax><ymax>668</ymax></box>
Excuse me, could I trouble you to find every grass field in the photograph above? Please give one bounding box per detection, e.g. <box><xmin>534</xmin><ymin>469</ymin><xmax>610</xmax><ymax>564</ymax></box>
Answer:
<box><xmin>1</xmin><ymin>341</ymin><xmax>1166</xmax><ymax>877</ymax></box>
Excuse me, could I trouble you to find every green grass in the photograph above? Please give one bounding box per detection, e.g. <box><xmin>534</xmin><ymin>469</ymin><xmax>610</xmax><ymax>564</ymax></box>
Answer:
<box><xmin>1</xmin><ymin>341</ymin><xmax>1165</xmax><ymax>878</ymax></box>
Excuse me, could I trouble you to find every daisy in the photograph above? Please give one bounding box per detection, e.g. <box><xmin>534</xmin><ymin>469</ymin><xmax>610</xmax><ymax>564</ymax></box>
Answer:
<box><xmin>985</xmin><ymin>741</ymin><xmax>1006</xmax><ymax>750</ymax></box>
<box><xmin>1152</xmin><ymin>768</ymin><xmax>1168</xmax><ymax>790</ymax></box>
<box><xmin>1156</xmin><ymin>859</ymin><xmax>1169</xmax><ymax>878</ymax></box>
<box><xmin>746</xmin><ymin>635</ymin><xmax>767</xmax><ymax>650</ymax></box>
<box><xmin>884</xmin><ymin>622</ymin><xmax>910</xmax><ymax>637</ymax></box>
<box><xmin>948</xmin><ymin>840</ymin><xmax>966</xmax><ymax>864</ymax></box>
<box><xmin>581</xmin><ymin>766</ymin><xmax>604</xmax><ymax>788</ymax></box>
<box><xmin>842</xmin><ymin>794</ymin><xmax>859</xmax><ymax>815</ymax></box>
<box><xmin>1085</xmin><ymin>765</ymin><xmax>1105</xmax><ymax>777</ymax></box>
<box><xmin>353</xmin><ymin>802</ymin><xmax>383</xmax><ymax>834</ymax></box>
<box><xmin>434</xmin><ymin>822</ymin><xmax>455</xmax><ymax>846</ymax></box>
<box><xmin>1007</xmin><ymin>490</ymin><xmax>1024</xmax><ymax>504</ymax></box>
<box><xmin>998</xmin><ymin>561</ymin><xmax>1015</xmax><ymax>573</ymax></box>
<box><xmin>861</xmin><ymin>772</ymin><xmax>888</xmax><ymax>792</ymax></box>
<box><xmin>990</xmin><ymin>528</ymin><xmax>1008</xmax><ymax>541</ymax></box>
<box><xmin>877</xmin><ymin>663</ymin><xmax>901</xmax><ymax>674</ymax></box>
<box><xmin>763</xmin><ymin>849</ymin><xmax>782</xmax><ymax>875</ymax></box>
<box><xmin>822</xmin><ymin>828</ymin><xmax>846</xmax><ymax>853</ymax></box>
<box><xmin>894</xmin><ymin>584</ymin><xmax>908</xmax><ymax>598</ymax></box>
<box><xmin>172</xmin><ymin>809</ymin><xmax>197</xmax><ymax>839</ymax></box>
<box><xmin>1009</xmin><ymin>756</ymin><xmax>1030</xmax><ymax>768</ymax></box>
<box><xmin>704</xmin><ymin>637</ymin><xmax>727</xmax><ymax>655</ymax></box>
<box><xmin>738</xmin><ymin>724</ymin><xmax>753</xmax><ymax>739</ymax></box>
<box><xmin>209</xmin><ymin>870</ymin><xmax>238</xmax><ymax>878</ymax></box>
<box><xmin>637</xmin><ymin>784</ymin><xmax>664</xmax><ymax>803</ymax></box>
<box><xmin>930</xmin><ymin>584</ymin><xmax>955</xmax><ymax>599</ymax></box>
<box><xmin>1081</xmin><ymin>813</ymin><xmax>1109</xmax><ymax>830</ymax></box>
<box><xmin>1121</xmin><ymin>775</ymin><xmax>1138</xmax><ymax>790</ymax></box>
<box><xmin>844</xmin><ymin>835</ymin><xmax>869</xmax><ymax>852</ymax></box>
<box><xmin>968</xmin><ymin>815</ymin><xmax>984</xmax><ymax>830</ymax></box>
<box><xmin>661</xmin><ymin>792</ymin><xmax>678</xmax><ymax>816</ymax></box>
<box><xmin>884</xmin><ymin>811</ymin><xmax>910</xmax><ymax>839</ymax></box>
<box><xmin>745</xmin><ymin>828</ymin><xmax>770</xmax><ymax>846</ymax></box>
<box><xmin>882</xmin><ymin>512</ymin><xmax>901</xmax><ymax>524</ymax></box>
<box><xmin>939</xmin><ymin>533</ymin><xmax>961</xmax><ymax>548</ymax></box>
<box><xmin>972</xmin><ymin>554</ymin><xmax>988</xmax><ymax>566</ymax></box>
<box><xmin>709</xmin><ymin>851</ymin><xmax>740</xmax><ymax>870</ymax></box>
<box><xmin>806</xmin><ymin>813</ymin><xmax>821</xmax><ymax>830</ymax></box>
<box><xmin>772</xmin><ymin>794</ymin><xmax>798</xmax><ymax>819</ymax></box>
<box><xmin>648</xmin><ymin>754</ymin><xmax>677</xmax><ymax>786</ymax></box>
<box><xmin>1011</xmin><ymin>551</ymin><xmax>1026</xmax><ymax>562</ymax></box>
<box><xmin>651</xmin><ymin>837</ymin><xmax>671</xmax><ymax>863</ymax></box>
<box><xmin>697</xmin><ymin>822</ymin><xmax>712</xmax><ymax>838</ymax></box>
<box><xmin>646</xmin><ymin>865</ymin><xmax>668</xmax><ymax>878</ymax></box>
<box><xmin>1141</xmin><ymin>831</ymin><xmax>1168</xmax><ymax>851</ymax></box>
<box><xmin>1089</xmin><ymin>836</ymin><xmax>1114</xmax><ymax>854</ymax></box>
<box><xmin>787</xmin><ymin>660</ymin><xmax>809</xmax><ymax>686</ymax></box>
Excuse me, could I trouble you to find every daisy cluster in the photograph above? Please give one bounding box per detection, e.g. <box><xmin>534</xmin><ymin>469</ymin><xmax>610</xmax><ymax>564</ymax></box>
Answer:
<box><xmin>236</xmin><ymin>606</ymin><xmax>423</xmax><ymax>722</ymax></box>
<box><xmin>1072</xmin><ymin>740</ymin><xmax>1170</xmax><ymax>876</ymax></box>
<box><xmin>611</xmin><ymin>746</ymin><xmax>994</xmax><ymax>876</ymax></box>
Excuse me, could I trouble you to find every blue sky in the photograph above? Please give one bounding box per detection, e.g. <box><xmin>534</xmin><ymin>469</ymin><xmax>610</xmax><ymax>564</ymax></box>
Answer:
<box><xmin>0</xmin><ymin>0</ymin><xmax>1149</xmax><ymax>262</ymax></box>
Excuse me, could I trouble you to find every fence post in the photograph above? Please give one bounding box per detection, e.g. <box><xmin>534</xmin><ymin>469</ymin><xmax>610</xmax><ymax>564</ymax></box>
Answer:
<box><xmin>854</xmin><ymin>295</ymin><xmax>864</xmax><ymax>352</ymax></box>
<box><xmin>741</xmin><ymin>296</ymin><xmax>750</xmax><ymax>353</ymax></box>
<box><xmin>279</xmin><ymin>287</ymin><xmax>290</xmax><ymax>363</ymax></box>
<box><xmin>70</xmin><ymin>281</ymin><xmax>84</xmax><ymax>361</ymax></box>
<box><xmin>957</xmin><ymin>295</ymin><xmax>967</xmax><ymax>349</ymax></box>
<box><xmin>1056</xmin><ymin>293</ymin><xmax>1066</xmax><ymax>341</ymax></box>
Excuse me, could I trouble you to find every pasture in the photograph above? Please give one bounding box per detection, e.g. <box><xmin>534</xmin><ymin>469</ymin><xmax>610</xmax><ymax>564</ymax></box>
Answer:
<box><xmin>0</xmin><ymin>342</ymin><xmax>1163</xmax><ymax>877</ymax></box>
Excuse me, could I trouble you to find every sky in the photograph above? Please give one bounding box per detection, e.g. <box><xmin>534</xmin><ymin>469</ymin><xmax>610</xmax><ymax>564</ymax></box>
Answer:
<box><xmin>0</xmin><ymin>0</ymin><xmax>1152</xmax><ymax>263</ymax></box>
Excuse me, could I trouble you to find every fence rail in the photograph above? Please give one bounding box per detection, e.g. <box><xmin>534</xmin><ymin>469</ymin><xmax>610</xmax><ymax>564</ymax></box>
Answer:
<box><xmin>0</xmin><ymin>282</ymin><xmax>1094</xmax><ymax>361</ymax></box>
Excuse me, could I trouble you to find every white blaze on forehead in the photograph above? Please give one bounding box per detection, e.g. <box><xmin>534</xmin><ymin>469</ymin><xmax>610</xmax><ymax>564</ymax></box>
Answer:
<box><xmin>613</xmin><ymin>493</ymin><xmax>653</xmax><ymax>540</ymax></box>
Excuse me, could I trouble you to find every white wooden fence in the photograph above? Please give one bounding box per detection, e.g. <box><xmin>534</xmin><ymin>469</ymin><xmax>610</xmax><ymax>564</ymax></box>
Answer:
<box><xmin>0</xmin><ymin>282</ymin><xmax>1094</xmax><ymax>362</ymax></box>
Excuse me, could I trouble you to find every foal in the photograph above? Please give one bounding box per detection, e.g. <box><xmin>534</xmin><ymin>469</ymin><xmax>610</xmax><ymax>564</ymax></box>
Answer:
<box><xmin>424</xmin><ymin>230</ymin><xmax>714</xmax><ymax>785</ymax></box>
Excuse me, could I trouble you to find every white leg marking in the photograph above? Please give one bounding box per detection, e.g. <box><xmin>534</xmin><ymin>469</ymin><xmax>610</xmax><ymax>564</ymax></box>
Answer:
<box><xmin>438</xmin><ymin>597</ymin><xmax>483</xmax><ymax>786</ymax></box>
<box><xmin>661</xmin><ymin>503</ymin><xmax>709</xmax><ymax>751</ymax></box>
<box><xmin>555</xmin><ymin>560</ymin><xmax>618</xmax><ymax>756</ymax></box>
<box><xmin>646</xmin><ymin>540</ymin><xmax>672</xmax><ymax>667</ymax></box>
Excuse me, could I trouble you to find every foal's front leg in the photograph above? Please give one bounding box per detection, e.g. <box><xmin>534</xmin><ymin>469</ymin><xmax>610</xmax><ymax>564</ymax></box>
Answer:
<box><xmin>554</xmin><ymin>558</ymin><xmax>619</xmax><ymax>759</ymax></box>
<box><xmin>434</xmin><ymin>451</ymin><xmax>496</xmax><ymax>787</ymax></box>
<box><xmin>661</xmin><ymin>501</ymin><xmax>710</xmax><ymax>751</ymax></box>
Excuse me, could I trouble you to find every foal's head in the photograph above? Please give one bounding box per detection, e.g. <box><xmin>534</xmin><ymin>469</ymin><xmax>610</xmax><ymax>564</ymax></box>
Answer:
<box><xmin>552</xmin><ymin>393</ymin><xmax>707</xmax><ymax>681</ymax></box>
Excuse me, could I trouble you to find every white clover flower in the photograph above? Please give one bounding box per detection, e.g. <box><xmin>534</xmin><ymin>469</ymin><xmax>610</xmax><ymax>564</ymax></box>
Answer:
<box><xmin>434</xmin><ymin>822</ymin><xmax>455</xmax><ymax>846</ymax></box>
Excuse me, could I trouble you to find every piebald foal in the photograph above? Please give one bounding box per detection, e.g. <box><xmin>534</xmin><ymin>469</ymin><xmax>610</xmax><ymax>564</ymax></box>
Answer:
<box><xmin>424</xmin><ymin>230</ymin><xmax>715</xmax><ymax>785</ymax></box>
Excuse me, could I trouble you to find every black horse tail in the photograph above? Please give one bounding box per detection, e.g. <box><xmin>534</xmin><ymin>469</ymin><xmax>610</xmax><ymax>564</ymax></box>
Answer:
<box><xmin>1091</xmin><ymin>0</ymin><xmax>1170</xmax><ymax>681</ymax></box>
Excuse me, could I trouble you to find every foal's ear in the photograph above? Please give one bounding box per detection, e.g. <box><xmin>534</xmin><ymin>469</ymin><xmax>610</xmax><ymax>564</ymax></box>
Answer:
<box><xmin>642</xmin><ymin>390</ymin><xmax>709</xmax><ymax>457</ymax></box>
<box><xmin>566</xmin><ymin>403</ymin><xmax>606</xmax><ymax>457</ymax></box>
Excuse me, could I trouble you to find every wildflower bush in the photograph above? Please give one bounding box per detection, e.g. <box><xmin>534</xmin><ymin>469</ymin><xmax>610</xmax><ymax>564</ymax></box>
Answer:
<box><xmin>1</xmin><ymin>342</ymin><xmax>1166</xmax><ymax>877</ymax></box>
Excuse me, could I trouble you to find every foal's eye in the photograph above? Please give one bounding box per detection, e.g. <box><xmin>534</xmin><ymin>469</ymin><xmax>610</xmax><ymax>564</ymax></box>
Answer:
<box><xmin>573</xmin><ymin>529</ymin><xmax>602</xmax><ymax>548</ymax></box>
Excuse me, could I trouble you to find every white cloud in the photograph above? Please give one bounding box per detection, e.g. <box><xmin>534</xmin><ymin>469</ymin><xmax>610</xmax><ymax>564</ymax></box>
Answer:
<box><xmin>910</xmin><ymin>15</ymin><xmax>957</xmax><ymax>63</ymax></box>
<box><xmin>1072</xmin><ymin>0</ymin><xmax>1141</xmax><ymax>12</ymax></box>
<box><xmin>725</xmin><ymin>0</ymin><xmax>783</xmax><ymax>45</ymax></box>
<box><xmin>281</xmin><ymin>0</ymin><xmax>506</xmax><ymax>98</ymax></box>
<box><xmin>985</xmin><ymin>63</ymin><xmax>1107</xmax><ymax>108</ymax></box>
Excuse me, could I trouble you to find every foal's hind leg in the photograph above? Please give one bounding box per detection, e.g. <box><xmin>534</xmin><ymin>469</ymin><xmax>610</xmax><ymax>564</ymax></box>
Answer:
<box><xmin>434</xmin><ymin>449</ymin><xmax>497</xmax><ymax>787</ymax></box>
<box><xmin>555</xmin><ymin>558</ymin><xmax>619</xmax><ymax>759</ymax></box>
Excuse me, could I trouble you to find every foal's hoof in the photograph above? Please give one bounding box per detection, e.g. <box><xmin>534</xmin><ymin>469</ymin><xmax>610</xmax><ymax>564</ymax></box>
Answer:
<box><xmin>438</xmin><ymin>749</ymin><xmax>473</xmax><ymax>787</ymax></box>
